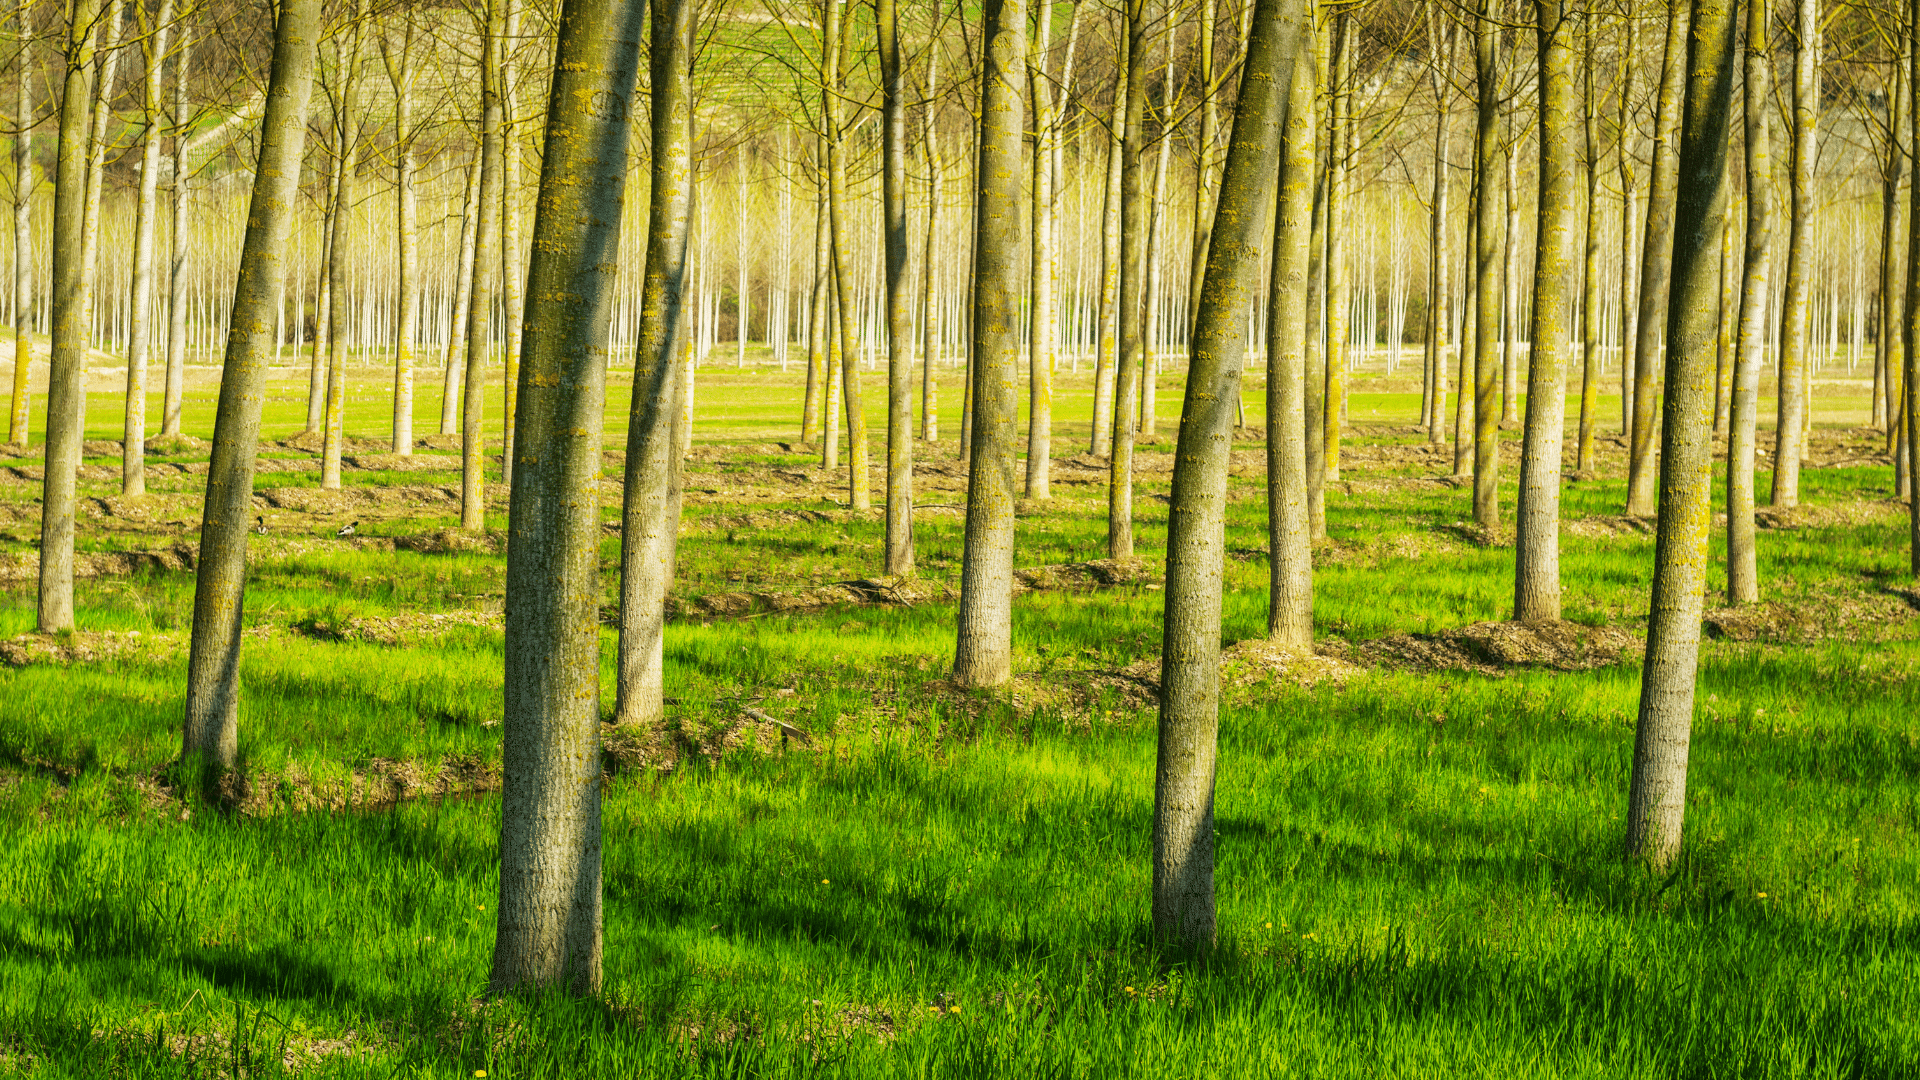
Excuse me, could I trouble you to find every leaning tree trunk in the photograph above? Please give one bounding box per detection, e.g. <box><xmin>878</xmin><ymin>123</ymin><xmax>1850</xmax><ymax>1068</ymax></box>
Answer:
<box><xmin>487</xmin><ymin>0</ymin><xmax>646</xmax><ymax>999</ymax></box>
<box><xmin>879</xmin><ymin>0</ymin><xmax>913</xmax><ymax>572</ymax></box>
<box><xmin>1513</xmin><ymin>0</ymin><xmax>1577</xmax><ymax>624</ymax></box>
<box><xmin>461</xmin><ymin>0</ymin><xmax>504</xmax><ymax>531</ymax></box>
<box><xmin>1090</xmin><ymin>63</ymin><xmax>1125</xmax><ymax>457</ymax></box>
<box><xmin>1107</xmin><ymin>0</ymin><xmax>1147</xmax><ymax>558</ymax></box>
<box><xmin>952</xmin><ymin>0</ymin><xmax>1028</xmax><ymax>687</ymax></box>
<box><xmin>1625</xmin><ymin>0</ymin><xmax>1737</xmax><ymax>872</ymax></box>
<box><xmin>1727</xmin><ymin>0</ymin><xmax>1772</xmax><ymax>605</ymax></box>
<box><xmin>121</xmin><ymin>0</ymin><xmax>176</xmax><ymax>497</ymax></box>
<box><xmin>1157</xmin><ymin>0</ymin><xmax>1298</xmax><ymax>952</ymax></box>
<box><xmin>37</xmin><ymin>0</ymin><xmax>104</xmax><ymax>633</ymax></box>
<box><xmin>180</xmin><ymin>0</ymin><xmax>320</xmax><ymax>765</ymax></box>
<box><xmin>1471</xmin><ymin>0</ymin><xmax>1501</xmax><ymax>528</ymax></box>
<box><xmin>1268</xmin><ymin>0</ymin><xmax>1317</xmax><ymax>648</ymax></box>
<box><xmin>162</xmin><ymin>36</ymin><xmax>190</xmax><ymax>437</ymax></box>
<box><xmin>383</xmin><ymin>17</ymin><xmax>418</xmax><ymax>455</ymax></box>
<box><xmin>1770</xmin><ymin>0</ymin><xmax>1816</xmax><ymax>509</ymax></box>
<box><xmin>612</xmin><ymin>0</ymin><xmax>692</xmax><ymax>728</ymax></box>
<box><xmin>440</xmin><ymin>162</ymin><xmax>480</xmax><ymax>436</ymax></box>
<box><xmin>1623</xmin><ymin>0</ymin><xmax>1689</xmax><ymax>517</ymax></box>
<box><xmin>8</xmin><ymin>9</ymin><xmax>30</xmax><ymax>449</ymax></box>
<box><xmin>321</xmin><ymin>7</ymin><xmax>369</xmax><ymax>492</ymax></box>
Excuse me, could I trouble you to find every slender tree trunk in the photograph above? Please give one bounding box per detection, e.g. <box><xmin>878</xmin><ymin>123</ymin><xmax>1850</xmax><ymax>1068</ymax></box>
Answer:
<box><xmin>1513</xmin><ymin>0</ymin><xmax>1576</xmax><ymax>623</ymax></box>
<box><xmin>383</xmin><ymin>17</ymin><xmax>418</xmax><ymax>454</ymax></box>
<box><xmin>1025</xmin><ymin>4</ymin><xmax>1056</xmax><ymax>500</ymax></box>
<box><xmin>1090</xmin><ymin>63</ymin><xmax>1125</xmax><ymax>457</ymax></box>
<box><xmin>1728</xmin><ymin>0</ymin><xmax>1771</xmax><ymax>605</ymax></box>
<box><xmin>824</xmin><ymin>0</ymin><xmax>868</xmax><ymax>510</ymax></box>
<box><xmin>1472</xmin><ymin>0</ymin><xmax>1501</xmax><ymax>528</ymax></box>
<box><xmin>37</xmin><ymin>0</ymin><xmax>104</xmax><ymax>633</ymax></box>
<box><xmin>1875</xmin><ymin>66</ymin><xmax>1905</xmax><ymax>439</ymax></box>
<box><xmin>499</xmin><ymin>0</ymin><xmax>524</xmax><ymax>485</ymax></box>
<box><xmin>1617</xmin><ymin>8</ymin><xmax>1640</xmax><ymax>437</ymax></box>
<box><xmin>1500</xmin><ymin>116</ymin><xmax>1520</xmax><ymax>424</ymax></box>
<box><xmin>953</xmin><ymin>0</ymin><xmax>1027</xmax><ymax>687</ymax></box>
<box><xmin>161</xmin><ymin>36</ymin><xmax>189</xmax><ymax>438</ymax></box>
<box><xmin>1140</xmin><ymin>41</ymin><xmax>1174</xmax><ymax>445</ymax></box>
<box><xmin>8</xmin><ymin>8</ymin><xmax>31</xmax><ymax>449</ymax></box>
<box><xmin>801</xmin><ymin>178</ymin><xmax>824</xmax><ymax>444</ymax></box>
<box><xmin>1577</xmin><ymin>15</ymin><xmax>1601</xmax><ymax>473</ymax></box>
<box><xmin>1625</xmin><ymin>0</ymin><xmax>1737</xmax><ymax>872</ymax></box>
<box><xmin>181</xmin><ymin>0</ymin><xmax>319</xmax><ymax>765</ymax></box>
<box><xmin>1185</xmin><ymin>0</ymin><xmax>1219</xmax><ymax>332</ymax></box>
<box><xmin>121</xmin><ymin>0</ymin><xmax>177</xmax><ymax>496</ymax></box>
<box><xmin>1157</xmin><ymin>0</ymin><xmax>1297</xmax><ymax>953</ymax></box>
<box><xmin>307</xmin><ymin>153</ymin><xmax>338</xmax><ymax>436</ymax></box>
<box><xmin>462</xmin><ymin>0</ymin><xmax>505</xmax><ymax>530</ymax></box>
<box><xmin>489</xmin><ymin>0</ymin><xmax>645</xmax><ymax>998</ymax></box>
<box><xmin>879</xmin><ymin>0</ymin><xmax>913</xmax><ymax>570</ymax></box>
<box><xmin>1323</xmin><ymin>12</ymin><xmax>1349</xmax><ymax>486</ymax></box>
<box><xmin>441</xmin><ymin>162</ymin><xmax>480</xmax><ymax>436</ymax></box>
<box><xmin>612</xmin><ymin>0</ymin><xmax>692</xmax><ymax>728</ymax></box>
<box><xmin>1425</xmin><ymin>13</ymin><xmax>1453</xmax><ymax>446</ymax></box>
<box><xmin>322</xmin><ymin>6</ymin><xmax>369</xmax><ymax>491</ymax></box>
<box><xmin>1770</xmin><ymin>0</ymin><xmax>1816</xmax><ymax>509</ymax></box>
<box><xmin>1905</xmin><ymin>0</ymin><xmax>1920</xmax><ymax>575</ymax></box>
<box><xmin>1108</xmin><ymin>0</ymin><xmax>1147</xmax><ymax>557</ymax></box>
<box><xmin>920</xmin><ymin>60</ymin><xmax>942</xmax><ymax>442</ymax></box>
<box><xmin>1268</xmin><ymin>0</ymin><xmax>1316</xmax><ymax>647</ymax></box>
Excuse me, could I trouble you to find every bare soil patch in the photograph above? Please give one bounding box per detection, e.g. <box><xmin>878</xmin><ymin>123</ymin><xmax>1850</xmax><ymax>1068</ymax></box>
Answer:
<box><xmin>1326</xmin><ymin>619</ymin><xmax>1643</xmax><ymax>676</ymax></box>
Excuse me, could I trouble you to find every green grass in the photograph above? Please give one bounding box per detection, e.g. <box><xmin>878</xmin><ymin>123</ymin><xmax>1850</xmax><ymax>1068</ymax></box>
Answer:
<box><xmin>0</xmin><ymin>360</ymin><xmax>1913</xmax><ymax>1075</ymax></box>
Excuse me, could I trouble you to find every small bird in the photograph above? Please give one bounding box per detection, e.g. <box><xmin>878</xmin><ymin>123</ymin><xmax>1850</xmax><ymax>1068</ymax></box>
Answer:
<box><xmin>253</xmin><ymin>515</ymin><xmax>269</xmax><ymax>536</ymax></box>
<box><xmin>336</xmin><ymin>520</ymin><xmax>358</xmax><ymax>538</ymax></box>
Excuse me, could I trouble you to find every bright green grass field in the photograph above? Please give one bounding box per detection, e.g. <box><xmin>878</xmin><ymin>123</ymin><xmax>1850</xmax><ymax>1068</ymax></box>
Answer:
<box><xmin>0</xmin><ymin>356</ymin><xmax>1914</xmax><ymax>1077</ymax></box>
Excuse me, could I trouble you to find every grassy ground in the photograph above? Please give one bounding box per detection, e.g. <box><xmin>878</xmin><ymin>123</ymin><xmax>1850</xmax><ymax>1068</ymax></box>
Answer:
<box><xmin>0</xmin><ymin>353</ymin><xmax>1915</xmax><ymax>1076</ymax></box>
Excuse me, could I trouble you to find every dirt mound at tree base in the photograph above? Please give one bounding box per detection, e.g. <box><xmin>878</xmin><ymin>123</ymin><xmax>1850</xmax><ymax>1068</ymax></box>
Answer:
<box><xmin>0</xmin><ymin>545</ymin><xmax>197</xmax><ymax>585</ymax></box>
<box><xmin>0</xmin><ymin>629</ymin><xmax>185</xmax><ymax>666</ymax></box>
<box><xmin>1329</xmin><ymin>619</ymin><xmax>1642</xmax><ymax>675</ymax></box>
<box><xmin>1703</xmin><ymin>589</ymin><xmax>1920</xmax><ymax>644</ymax></box>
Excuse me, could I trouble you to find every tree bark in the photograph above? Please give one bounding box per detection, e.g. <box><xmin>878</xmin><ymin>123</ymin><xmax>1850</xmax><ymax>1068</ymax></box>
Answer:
<box><xmin>920</xmin><ymin>55</ymin><xmax>942</xmax><ymax>442</ymax></box>
<box><xmin>1576</xmin><ymin>13</ymin><xmax>1600</xmax><ymax>473</ymax></box>
<box><xmin>879</xmin><ymin>0</ymin><xmax>913</xmax><ymax>570</ymax></box>
<box><xmin>823</xmin><ymin>0</ymin><xmax>867</xmax><ymax>510</ymax></box>
<box><xmin>1623</xmin><ymin>0</ymin><xmax>1689</xmax><ymax>516</ymax></box>
<box><xmin>1158</xmin><ymin>0</ymin><xmax>1298</xmax><ymax>951</ymax></box>
<box><xmin>1107</xmin><ymin>0</ymin><xmax>1147</xmax><ymax>557</ymax></box>
<box><xmin>1906</xmin><ymin>0</ymin><xmax>1920</xmax><ymax>575</ymax></box>
<box><xmin>121</xmin><ymin>0</ymin><xmax>177</xmax><ymax>496</ymax></box>
<box><xmin>441</xmin><ymin>162</ymin><xmax>480</xmax><ymax>436</ymax></box>
<box><xmin>953</xmin><ymin>0</ymin><xmax>1027</xmax><ymax>687</ymax></box>
<box><xmin>7</xmin><ymin>7</ymin><xmax>29</xmax><ymax>449</ymax></box>
<box><xmin>1322</xmin><ymin>12</ymin><xmax>1349</xmax><ymax>486</ymax></box>
<box><xmin>1471</xmin><ymin>0</ymin><xmax>1501</xmax><ymax>528</ymax></box>
<box><xmin>1625</xmin><ymin>0</ymin><xmax>1737</xmax><ymax>872</ymax></box>
<box><xmin>1090</xmin><ymin>60</ymin><xmax>1125</xmax><ymax>457</ymax></box>
<box><xmin>37</xmin><ymin>0</ymin><xmax>104</xmax><ymax>633</ymax></box>
<box><xmin>321</xmin><ymin>4</ymin><xmax>369</xmax><ymax>492</ymax></box>
<box><xmin>181</xmin><ymin>0</ymin><xmax>320</xmax><ymax>765</ymax></box>
<box><xmin>382</xmin><ymin>15</ymin><xmax>417</xmax><ymax>455</ymax></box>
<box><xmin>1267</xmin><ymin>0</ymin><xmax>1316</xmax><ymax>647</ymax></box>
<box><xmin>1024</xmin><ymin>4</ymin><xmax>1057</xmax><ymax>500</ymax></box>
<box><xmin>462</xmin><ymin>0</ymin><xmax>505</xmax><ymax>530</ymax></box>
<box><xmin>1727</xmin><ymin>0</ymin><xmax>1771</xmax><ymax>605</ymax></box>
<box><xmin>306</xmin><ymin>150</ymin><xmax>337</xmax><ymax>435</ymax></box>
<box><xmin>1769</xmin><ymin>0</ymin><xmax>1815</xmax><ymax>509</ymax></box>
<box><xmin>499</xmin><ymin>0</ymin><xmax>524</xmax><ymax>485</ymax></box>
<box><xmin>1424</xmin><ymin>11</ymin><xmax>1452</xmax><ymax>446</ymax></box>
<box><xmin>1513</xmin><ymin>0</ymin><xmax>1576</xmax><ymax>624</ymax></box>
<box><xmin>612</xmin><ymin>0</ymin><xmax>692</xmax><ymax>727</ymax></box>
<box><xmin>1617</xmin><ymin>8</ymin><xmax>1639</xmax><ymax>437</ymax></box>
<box><xmin>162</xmin><ymin>36</ymin><xmax>190</xmax><ymax>437</ymax></box>
<box><xmin>801</xmin><ymin>175</ymin><xmax>824</xmax><ymax>444</ymax></box>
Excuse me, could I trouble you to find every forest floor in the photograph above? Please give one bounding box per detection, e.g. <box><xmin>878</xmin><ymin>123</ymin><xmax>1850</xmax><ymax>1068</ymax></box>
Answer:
<box><xmin>0</xmin><ymin>359</ymin><xmax>1914</xmax><ymax>1077</ymax></box>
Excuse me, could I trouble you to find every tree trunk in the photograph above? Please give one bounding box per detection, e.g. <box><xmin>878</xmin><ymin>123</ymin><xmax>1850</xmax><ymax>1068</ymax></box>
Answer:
<box><xmin>383</xmin><ymin>16</ymin><xmax>418</xmax><ymax>455</ymax></box>
<box><xmin>953</xmin><ymin>0</ymin><xmax>1027</xmax><ymax>687</ymax></box>
<box><xmin>1107</xmin><ymin>0</ymin><xmax>1147</xmax><ymax>558</ymax></box>
<box><xmin>1617</xmin><ymin>8</ymin><xmax>1640</xmax><ymax>437</ymax></box>
<box><xmin>37</xmin><ymin>0</ymin><xmax>105</xmax><ymax>633</ymax></box>
<box><xmin>1425</xmin><ymin>11</ymin><xmax>1452</xmax><ymax>446</ymax></box>
<box><xmin>499</xmin><ymin>0</ymin><xmax>525</xmax><ymax>485</ymax></box>
<box><xmin>920</xmin><ymin>55</ymin><xmax>941</xmax><ymax>442</ymax></box>
<box><xmin>1090</xmin><ymin>62</ymin><xmax>1125</xmax><ymax>457</ymax></box>
<box><xmin>488</xmin><ymin>0</ymin><xmax>645</xmax><ymax>999</ymax></box>
<box><xmin>1323</xmin><ymin>12</ymin><xmax>1349</xmax><ymax>487</ymax></box>
<box><xmin>612</xmin><ymin>0</ymin><xmax>692</xmax><ymax>728</ymax></box>
<box><xmin>1577</xmin><ymin>14</ymin><xmax>1600</xmax><ymax>473</ymax></box>
<box><xmin>8</xmin><ymin>8</ymin><xmax>30</xmax><ymax>449</ymax></box>
<box><xmin>1906</xmin><ymin>0</ymin><xmax>1920</xmax><ymax>575</ymax></box>
<box><xmin>1625</xmin><ymin>0</ymin><xmax>1737</xmax><ymax>872</ymax></box>
<box><xmin>1513</xmin><ymin>0</ymin><xmax>1576</xmax><ymax>623</ymax></box>
<box><xmin>824</xmin><ymin>0</ymin><xmax>867</xmax><ymax>510</ymax></box>
<box><xmin>1268</xmin><ymin>0</ymin><xmax>1317</xmax><ymax>647</ymax></box>
<box><xmin>322</xmin><ymin>7</ymin><xmax>369</xmax><ymax>491</ymax></box>
<box><xmin>1140</xmin><ymin>39</ymin><xmax>1175</xmax><ymax>445</ymax></box>
<box><xmin>1024</xmin><ymin>4</ymin><xmax>1056</xmax><ymax>500</ymax></box>
<box><xmin>801</xmin><ymin>178</ymin><xmax>824</xmax><ymax>444</ymax></box>
<box><xmin>1157</xmin><ymin>0</ymin><xmax>1297</xmax><ymax>954</ymax></box>
<box><xmin>1728</xmin><ymin>0</ymin><xmax>1772</xmax><ymax>605</ymax></box>
<box><xmin>441</xmin><ymin>162</ymin><xmax>480</xmax><ymax>436</ymax></box>
<box><xmin>1875</xmin><ymin>66</ymin><xmax>1905</xmax><ymax>439</ymax></box>
<box><xmin>162</xmin><ymin>35</ymin><xmax>189</xmax><ymax>437</ymax></box>
<box><xmin>1471</xmin><ymin>0</ymin><xmax>1500</xmax><ymax>528</ymax></box>
<box><xmin>879</xmin><ymin>0</ymin><xmax>913</xmax><ymax>571</ymax></box>
<box><xmin>462</xmin><ymin>0</ymin><xmax>505</xmax><ymax>531</ymax></box>
<box><xmin>307</xmin><ymin>153</ymin><xmax>338</xmax><ymax>436</ymax></box>
<box><xmin>181</xmin><ymin>0</ymin><xmax>320</xmax><ymax>765</ymax></box>
<box><xmin>121</xmin><ymin>0</ymin><xmax>177</xmax><ymax>496</ymax></box>
<box><xmin>1184</xmin><ymin>0</ymin><xmax>1219</xmax><ymax>333</ymax></box>
<box><xmin>1623</xmin><ymin>0</ymin><xmax>1689</xmax><ymax>516</ymax></box>
<box><xmin>1770</xmin><ymin>0</ymin><xmax>1816</xmax><ymax>509</ymax></box>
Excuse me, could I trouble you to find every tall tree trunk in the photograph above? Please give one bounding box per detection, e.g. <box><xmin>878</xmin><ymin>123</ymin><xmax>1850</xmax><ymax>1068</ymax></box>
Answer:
<box><xmin>322</xmin><ymin>6</ymin><xmax>369</xmax><ymax>492</ymax></box>
<box><xmin>121</xmin><ymin>0</ymin><xmax>177</xmax><ymax>496</ymax></box>
<box><xmin>920</xmin><ymin>55</ymin><xmax>942</xmax><ymax>442</ymax></box>
<box><xmin>1712</xmin><ymin>215</ymin><xmax>1735</xmax><ymax>435</ymax></box>
<box><xmin>37</xmin><ymin>0</ymin><xmax>105</xmax><ymax>633</ymax></box>
<box><xmin>1471</xmin><ymin>0</ymin><xmax>1501</xmax><ymax>528</ymax></box>
<box><xmin>1090</xmin><ymin>61</ymin><xmax>1125</xmax><ymax>456</ymax></box>
<box><xmin>1875</xmin><ymin>66</ymin><xmax>1905</xmax><ymax>439</ymax></box>
<box><xmin>499</xmin><ymin>0</ymin><xmax>524</xmax><ymax>485</ymax></box>
<box><xmin>462</xmin><ymin>0</ymin><xmax>505</xmax><ymax>530</ymax></box>
<box><xmin>1577</xmin><ymin>13</ymin><xmax>1600</xmax><ymax>473</ymax></box>
<box><xmin>488</xmin><ymin>0</ymin><xmax>644</xmax><ymax>999</ymax></box>
<box><xmin>1107</xmin><ymin>0</ymin><xmax>1147</xmax><ymax>558</ymax></box>
<box><xmin>162</xmin><ymin>36</ymin><xmax>190</xmax><ymax>437</ymax></box>
<box><xmin>1513</xmin><ymin>0</ymin><xmax>1576</xmax><ymax>624</ymax></box>
<box><xmin>1025</xmin><ymin>3</ymin><xmax>1056</xmax><ymax>500</ymax></box>
<box><xmin>824</xmin><ymin>0</ymin><xmax>868</xmax><ymax>510</ymax></box>
<box><xmin>383</xmin><ymin>16</ymin><xmax>418</xmax><ymax>455</ymax></box>
<box><xmin>1268</xmin><ymin>0</ymin><xmax>1317</xmax><ymax>647</ymax></box>
<box><xmin>1323</xmin><ymin>12</ymin><xmax>1349</xmax><ymax>486</ymax></box>
<box><xmin>1905</xmin><ymin>0</ymin><xmax>1920</xmax><ymax>575</ymax></box>
<box><xmin>1139</xmin><ymin>36</ymin><xmax>1174</xmax><ymax>445</ymax></box>
<box><xmin>1425</xmin><ymin>11</ymin><xmax>1452</xmax><ymax>446</ymax></box>
<box><xmin>180</xmin><ymin>0</ymin><xmax>320</xmax><ymax>765</ymax></box>
<box><xmin>441</xmin><ymin>162</ymin><xmax>480</xmax><ymax>436</ymax></box>
<box><xmin>801</xmin><ymin>174</ymin><xmax>824</xmax><ymax>444</ymax></box>
<box><xmin>1769</xmin><ymin>0</ymin><xmax>1816</xmax><ymax>509</ymax></box>
<box><xmin>1728</xmin><ymin>0</ymin><xmax>1772</xmax><ymax>605</ymax></box>
<box><xmin>1185</xmin><ymin>0</ymin><xmax>1218</xmax><ymax>332</ymax></box>
<box><xmin>1617</xmin><ymin>8</ymin><xmax>1639</xmax><ymax>437</ymax></box>
<box><xmin>1623</xmin><ymin>0</ymin><xmax>1689</xmax><ymax>516</ymax></box>
<box><xmin>880</xmin><ymin>0</ymin><xmax>913</xmax><ymax>571</ymax></box>
<box><xmin>8</xmin><ymin>7</ymin><xmax>31</xmax><ymax>449</ymax></box>
<box><xmin>1157</xmin><ymin>0</ymin><xmax>1297</xmax><ymax>953</ymax></box>
<box><xmin>1624</xmin><ymin>0</ymin><xmax>1737</xmax><ymax>872</ymax></box>
<box><xmin>1500</xmin><ymin>115</ymin><xmax>1520</xmax><ymax>424</ymax></box>
<box><xmin>953</xmin><ymin>0</ymin><xmax>1027</xmax><ymax>687</ymax></box>
<box><xmin>307</xmin><ymin>153</ymin><xmax>338</xmax><ymax>435</ymax></box>
<box><xmin>612</xmin><ymin>0</ymin><xmax>692</xmax><ymax>727</ymax></box>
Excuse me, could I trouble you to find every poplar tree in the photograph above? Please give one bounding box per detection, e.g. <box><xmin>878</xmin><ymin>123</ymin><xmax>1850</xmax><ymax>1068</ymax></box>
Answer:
<box><xmin>1728</xmin><ymin>0</ymin><xmax>1773</xmax><ymax>604</ymax></box>
<box><xmin>462</xmin><ymin>0</ymin><xmax>505</xmax><ymax>530</ymax></box>
<box><xmin>5</xmin><ymin>4</ymin><xmax>27</xmax><ymax>450</ymax></box>
<box><xmin>1770</xmin><ymin>0</ymin><xmax>1817</xmax><ymax>509</ymax></box>
<box><xmin>1266</xmin><ymin>0</ymin><xmax>1316</xmax><ymax>648</ymax></box>
<box><xmin>1106</xmin><ymin>0</ymin><xmax>1147</xmax><ymax>558</ymax></box>
<box><xmin>121</xmin><ymin>0</ymin><xmax>175</xmax><ymax>496</ymax></box>
<box><xmin>1471</xmin><ymin>0</ymin><xmax>1500</xmax><ymax>529</ymax></box>
<box><xmin>880</xmin><ymin>0</ymin><xmax>913</xmax><ymax>572</ymax></box>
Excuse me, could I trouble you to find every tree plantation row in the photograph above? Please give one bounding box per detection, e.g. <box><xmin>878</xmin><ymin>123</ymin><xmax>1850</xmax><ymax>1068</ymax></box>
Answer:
<box><xmin>0</xmin><ymin>0</ymin><xmax>1915</xmax><ymax>994</ymax></box>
